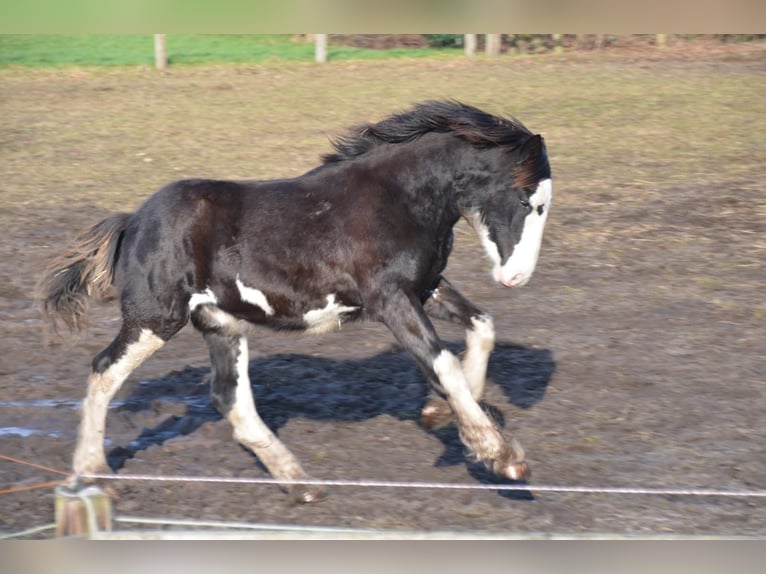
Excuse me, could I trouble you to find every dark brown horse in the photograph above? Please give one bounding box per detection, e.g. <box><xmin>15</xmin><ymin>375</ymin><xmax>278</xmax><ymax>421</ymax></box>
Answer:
<box><xmin>38</xmin><ymin>100</ymin><xmax>552</xmax><ymax>502</ymax></box>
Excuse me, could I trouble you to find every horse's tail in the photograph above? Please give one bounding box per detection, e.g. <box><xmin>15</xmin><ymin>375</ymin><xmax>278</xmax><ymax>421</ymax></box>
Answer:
<box><xmin>37</xmin><ymin>212</ymin><xmax>133</xmax><ymax>334</ymax></box>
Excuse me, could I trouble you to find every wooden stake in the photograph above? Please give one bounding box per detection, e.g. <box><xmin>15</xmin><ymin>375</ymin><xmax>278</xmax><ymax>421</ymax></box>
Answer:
<box><xmin>154</xmin><ymin>34</ymin><xmax>167</xmax><ymax>70</ymax></box>
<box><xmin>315</xmin><ymin>34</ymin><xmax>328</xmax><ymax>63</ymax></box>
<box><xmin>55</xmin><ymin>484</ymin><xmax>112</xmax><ymax>537</ymax></box>
<box><xmin>485</xmin><ymin>34</ymin><xmax>501</xmax><ymax>56</ymax></box>
<box><xmin>464</xmin><ymin>34</ymin><xmax>477</xmax><ymax>56</ymax></box>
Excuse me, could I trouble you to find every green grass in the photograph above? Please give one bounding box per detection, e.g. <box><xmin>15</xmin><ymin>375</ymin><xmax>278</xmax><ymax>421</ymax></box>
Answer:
<box><xmin>0</xmin><ymin>35</ymin><xmax>457</xmax><ymax>68</ymax></box>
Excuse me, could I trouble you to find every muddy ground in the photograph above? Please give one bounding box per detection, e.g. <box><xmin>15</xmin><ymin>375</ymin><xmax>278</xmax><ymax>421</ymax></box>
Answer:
<box><xmin>1</xmin><ymin>43</ymin><xmax>765</xmax><ymax>537</ymax></box>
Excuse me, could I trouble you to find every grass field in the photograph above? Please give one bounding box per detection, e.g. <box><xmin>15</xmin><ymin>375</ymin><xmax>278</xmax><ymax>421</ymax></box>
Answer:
<box><xmin>0</xmin><ymin>35</ymin><xmax>456</xmax><ymax>67</ymax></box>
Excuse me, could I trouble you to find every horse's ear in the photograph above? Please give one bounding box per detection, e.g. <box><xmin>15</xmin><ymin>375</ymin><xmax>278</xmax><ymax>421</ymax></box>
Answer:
<box><xmin>518</xmin><ymin>134</ymin><xmax>543</xmax><ymax>163</ymax></box>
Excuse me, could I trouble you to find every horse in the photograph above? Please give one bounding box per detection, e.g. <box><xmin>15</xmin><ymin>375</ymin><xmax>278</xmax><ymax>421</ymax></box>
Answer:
<box><xmin>37</xmin><ymin>100</ymin><xmax>552</xmax><ymax>503</ymax></box>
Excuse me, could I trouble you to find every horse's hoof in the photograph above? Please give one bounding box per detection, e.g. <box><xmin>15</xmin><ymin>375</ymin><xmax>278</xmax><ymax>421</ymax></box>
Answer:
<box><xmin>421</xmin><ymin>399</ymin><xmax>454</xmax><ymax>430</ymax></box>
<box><xmin>502</xmin><ymin>461</ymin><xmax>531</xmax><ymax>482</ymax></box>
<box><xmin>290</xmin><ymin>486</ymin><xmax>327</xmax><ymax>504</ymax></box>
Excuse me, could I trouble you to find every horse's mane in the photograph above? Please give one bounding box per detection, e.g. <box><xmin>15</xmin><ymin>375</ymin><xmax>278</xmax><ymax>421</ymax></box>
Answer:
<box><xmin>322</xmin><ymin>100</ymin><xmax>535</xmax><ymax>164</ymax></box>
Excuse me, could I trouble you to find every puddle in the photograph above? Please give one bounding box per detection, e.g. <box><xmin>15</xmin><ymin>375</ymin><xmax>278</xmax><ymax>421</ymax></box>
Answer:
<box><xmin>0</xmin><ymin>426</ymin><xmax>63</xmax><ymax>438</ymax></box>
<box><xmin>0</xmin><ymin>399</ymin><xmax>81</xmax><ymax>409</ymax></box>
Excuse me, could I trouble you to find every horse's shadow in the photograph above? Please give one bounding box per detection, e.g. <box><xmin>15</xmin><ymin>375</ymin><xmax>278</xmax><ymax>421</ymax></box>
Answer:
<box><xmin>109</xmin><ymin>341</ymin><xmax>555</xmax><ymax>500</ymax></box>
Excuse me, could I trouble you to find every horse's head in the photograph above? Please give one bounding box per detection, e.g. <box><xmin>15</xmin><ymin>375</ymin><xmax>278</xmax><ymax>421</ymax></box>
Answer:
<box><xmin>466</xmin><ymin>133</ymin><xmax>552</xmax><ymax>288</ymax></box>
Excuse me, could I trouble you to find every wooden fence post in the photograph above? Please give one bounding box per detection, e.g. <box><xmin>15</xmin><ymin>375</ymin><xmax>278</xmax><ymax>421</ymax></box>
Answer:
<box><xmin>315</xmin><ymin>34</ymin><xmax>328</xmax><ymax>63</ymax></box>
<box><xmin>552</xmin><ymin>34</ymin><xmax>563</xmax><ymax>54</ymax></box>
<box><xmin>154</xmin><ymin>34</ymin><xmax>167</xmax><ymax>69</ymax></box>
<box><xmin>464</xmin><ymin>34</ymin><xmax>477</xmax><ymax>56</ymax></box>
<box><xmin>55</xmin><ymin>484</ymin><xmax>113</xmax><ymax>538</ymax></box>
<box><xmin>485</xmin><ymin>34</ymin><xmax>501</xmax><ymax>56</ymax></box>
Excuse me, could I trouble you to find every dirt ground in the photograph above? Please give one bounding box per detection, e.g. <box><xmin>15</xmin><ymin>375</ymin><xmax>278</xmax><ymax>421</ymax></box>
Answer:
<box><xmin>1</xmin><ymin>42</ymin><xmax>765</xmax><ymax>537</ymax></box>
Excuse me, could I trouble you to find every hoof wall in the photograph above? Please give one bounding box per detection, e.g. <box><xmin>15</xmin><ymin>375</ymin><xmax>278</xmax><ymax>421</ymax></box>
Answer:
<box><xmin>503</xmin><ymin>461</ymin><xmax>531</xmax><ymax>482</ymax></box>
<box><xmin>421</xmin><ymin>398</ymin><xmax>454</xmax><ymax>430</ymax></box>
<box><xmin>290</xmin><ymin>486</ymin><xmax>327</xmax><ymax>504</ymax></box>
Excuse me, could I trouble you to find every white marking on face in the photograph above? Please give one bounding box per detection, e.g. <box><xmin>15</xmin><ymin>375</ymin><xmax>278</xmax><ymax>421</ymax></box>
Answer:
<box><xmin>466</xmin><ymin>211</ymin><xmax>501</xmax><ymax>268</ymax></box>
<box><xmin>235</xmin><ymin>274</ymin><xmax>274</xmax><ymax>316</ymax></box>
<box><xmin>496</xmin><ymin>178</ymin><xmax>552</xmax><ymax>287</ymax></box>
<box><xmin>189</xmin><ymin>288</ymin><xmax>217</xmax><ymax>310</ymax></box>
<box><xmin>303</xmin><ymin>294</ymin><xmax>358</xmax><ymax>334</ymax></box>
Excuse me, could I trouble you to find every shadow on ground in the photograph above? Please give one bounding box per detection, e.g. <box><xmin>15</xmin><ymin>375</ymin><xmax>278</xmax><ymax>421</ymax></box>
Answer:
<box><xmin>107</xmin><ymin>341</ymin><xmax>555</xmax><ymax>498</ymax></box>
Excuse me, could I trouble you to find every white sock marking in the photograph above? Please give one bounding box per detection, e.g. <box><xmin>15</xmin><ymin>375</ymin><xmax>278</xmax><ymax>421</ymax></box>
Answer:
<box><xmin>462</xmin><ymin>315</ymin><xmax>495</xmax><ymax>400</ymax></box>
<box><xmin>432</xmin><ymin>350</ymin><xmax>506</xmax><ymax>461</ymax></box>
<box><xmin>229</xmin><ymin>335</ymin><xmax>273</xmax><ymax>449</ymax></box>
<box><xmin>227</xmin><ymin>335</ymin><xmax>306</xmax><ymax>479</ymax></box>
<box><xmin>73</xmin><ymin>329</ymin><xmax>165</xmax><ymax>474</ymax></box>
<box><xmin>303</xmin><ymin>294</ymin><xmax>358</xmax><ymax>334</ymax></box>
<box><xmin>236</xmin><ymin>275</ymin><xmax>274</xmax><ymax>316</ymax></box>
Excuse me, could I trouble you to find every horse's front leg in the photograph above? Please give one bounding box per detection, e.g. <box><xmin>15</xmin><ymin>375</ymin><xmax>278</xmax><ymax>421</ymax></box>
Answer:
<box><xmin>421</xmin><ymin>277</ymin><xmax>495</xmax><ymax>428</ymax></box>
<box><xmin>379</xmin><ymin>289</ymin><xmax>528</xmax><ymax>481</ymax></box>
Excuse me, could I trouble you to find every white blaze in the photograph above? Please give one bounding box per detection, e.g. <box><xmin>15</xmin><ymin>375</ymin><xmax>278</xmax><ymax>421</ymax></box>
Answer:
<box><xmin>496</xmin><ymin>177</ymin><xmax>552</xmax><ymax>287</ymax></box>
<box><xmin>470</xmin><ymin>178</ymin><xmax>552</xmax><ymax>288</ymax></box>
<box><xmin>469</xmin><ymin>212</ymin><xmax>502</xmax><ymax>268</ymax></box>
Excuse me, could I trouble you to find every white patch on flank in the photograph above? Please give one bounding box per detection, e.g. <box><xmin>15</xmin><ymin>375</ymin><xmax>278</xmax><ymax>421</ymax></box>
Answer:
<box><xmin>303</xmin><ymin>294</ymin><xmax>359</xmax><ymax>334</ymax></box>
<box><xmin>495</xmin><ymin>178</ymin><xmax>553</xmax><ymax>287</ymax></box>
<box><xmin>189</xmin><ymin>288</ymin><xmax>217</xmax><ymax>310</ymax></box>
<box><xmin>73</xmin><ymin>329</ymin><xmax>165</xmax><ymax>474</ymax></box>
<box><xmin>236</xmin><ymin>275</ymin><xmax>274</xmax><ymax>316</ymax></box>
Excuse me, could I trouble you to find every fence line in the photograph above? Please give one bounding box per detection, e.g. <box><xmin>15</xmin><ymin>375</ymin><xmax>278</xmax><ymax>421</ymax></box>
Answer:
<box><xmin>3</xmin><ymin>452</ymin><xmax>765</xmax><ymax>539</ymax></box>
<box><xmin>80</xmin><ymin>471</ymin><xmax>766</xmax><ymax>499</ymax></box>
<box><xmin>0</xmin><ymin>453</ymin><xmax>71</xmax><ymax>476</ymax></box>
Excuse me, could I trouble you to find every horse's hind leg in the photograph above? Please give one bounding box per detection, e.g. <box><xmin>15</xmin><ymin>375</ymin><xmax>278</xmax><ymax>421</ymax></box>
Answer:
<box><xmin>203</xmin><ymin>330</ymin><xmax>322</xmax><ymax>503</ymax></box>
<box><xmin>73</xmin><ymin>325</ymin><xmax>166</xmax><ymax>475</ymax></box>
<box><xmin>422</xmin><ymin>277</ymin><xmax>495</xmax><ymax>428</ymax></box>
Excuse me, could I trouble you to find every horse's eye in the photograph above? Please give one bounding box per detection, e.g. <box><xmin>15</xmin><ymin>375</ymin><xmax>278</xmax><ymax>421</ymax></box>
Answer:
<box><xmin>520</xmin><ymin>200</ymin><xmax>531</xmax><ymax>210</ymax></box>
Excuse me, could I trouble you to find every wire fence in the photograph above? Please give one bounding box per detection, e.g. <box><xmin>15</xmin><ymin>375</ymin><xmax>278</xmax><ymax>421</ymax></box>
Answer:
<box><xmin>79</xmin><ymin>471</ymin><xmax>766</xmax><ymax>499</ymax></box>
<box><xmin>2</xmin><ymin>452</ymin><xmax>765</xmax><ymax>539</ymax></box>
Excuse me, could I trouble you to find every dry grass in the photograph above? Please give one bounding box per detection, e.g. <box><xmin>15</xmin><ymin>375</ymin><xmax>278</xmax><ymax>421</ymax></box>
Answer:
<box><xmin>2</xmin><ymin>50</ymin><xmax>763</xmax><ymax>215</ymax></box>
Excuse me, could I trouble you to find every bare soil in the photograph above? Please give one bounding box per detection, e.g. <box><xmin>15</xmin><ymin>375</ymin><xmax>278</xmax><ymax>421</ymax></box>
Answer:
<box><xmin>1</xmin><ymin>43</ymin><xmax>765</xmax><ymax>537</ymax></box>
